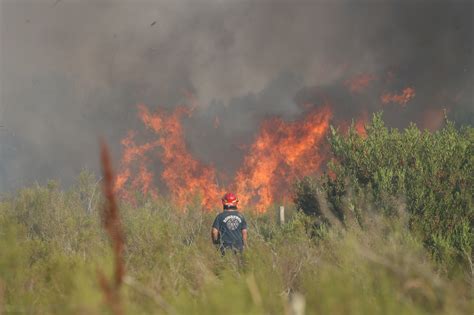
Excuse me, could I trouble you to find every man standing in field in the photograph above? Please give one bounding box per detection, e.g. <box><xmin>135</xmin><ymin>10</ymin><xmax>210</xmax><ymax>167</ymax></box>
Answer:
<box><xmin>211</xmin><ymin>192</ymin><xmax>248</xmax><ymax>255</ymax></box>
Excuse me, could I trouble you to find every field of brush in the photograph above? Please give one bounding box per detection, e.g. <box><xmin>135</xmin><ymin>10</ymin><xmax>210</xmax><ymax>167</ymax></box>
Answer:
<box><xmin>1</xmin><ymin>115</ymin><xmax>472</xmax><ymax>315</ymax></box>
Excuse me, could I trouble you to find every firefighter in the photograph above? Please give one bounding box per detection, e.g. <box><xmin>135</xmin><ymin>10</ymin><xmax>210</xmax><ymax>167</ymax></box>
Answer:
<box><xmin>211</xmin><ymin>192</ymin><xmax>248</xmax><ymax>255</ymax></box>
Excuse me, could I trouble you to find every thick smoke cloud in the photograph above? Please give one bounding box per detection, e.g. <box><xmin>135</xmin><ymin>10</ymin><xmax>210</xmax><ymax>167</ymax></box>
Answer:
<box><xmin>0</xmin><ymin>0</ymin><xmax>472</xmax><ymax>191</ymax></box>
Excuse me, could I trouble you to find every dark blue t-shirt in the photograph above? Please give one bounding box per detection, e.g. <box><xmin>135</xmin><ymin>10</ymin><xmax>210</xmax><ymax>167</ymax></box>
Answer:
<box><xmin>212</xmin><ymin>210</ymin><xmax>247</xmax><ymax>248</ymax></box>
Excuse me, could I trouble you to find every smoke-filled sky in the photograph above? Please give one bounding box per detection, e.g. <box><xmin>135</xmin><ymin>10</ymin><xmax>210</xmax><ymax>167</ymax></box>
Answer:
<box><xmin>0</xmin><ymin>0</ymin><xmax>472</xmax><ymax>192</ymax></box>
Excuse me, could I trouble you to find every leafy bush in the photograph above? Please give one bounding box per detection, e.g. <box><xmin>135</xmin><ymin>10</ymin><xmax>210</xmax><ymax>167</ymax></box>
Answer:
<box><xmin>295</xmin><ymin>113</ymin><xmax>473</xmax><ymax>273</ymax></box>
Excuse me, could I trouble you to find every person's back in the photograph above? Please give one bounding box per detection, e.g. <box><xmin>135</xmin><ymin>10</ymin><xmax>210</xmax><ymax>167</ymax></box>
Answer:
<box><xmin>211</xmin><ymin>193</ymin><xmax>247</xmax><ymax>254</ymax></box>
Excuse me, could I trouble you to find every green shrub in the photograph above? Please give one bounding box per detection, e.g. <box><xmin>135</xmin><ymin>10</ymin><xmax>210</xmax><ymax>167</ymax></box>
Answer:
<box><xmin>295</xmin><ymin>113</ymin><xmax>473</xmax><ymax>273</ymax></box>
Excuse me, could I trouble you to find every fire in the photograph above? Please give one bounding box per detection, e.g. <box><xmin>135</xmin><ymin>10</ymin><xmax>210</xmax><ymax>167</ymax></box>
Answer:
<box><xmin>117</xmin><ymin>103</ymin><xmax>333</xmax><ymax>212</ymax></box>
<box><xmin>235</xmin><ymin>105</ymin><xmax>332</xmax><ymax>212</ymax></box>
<box><xmin>336</xmin><ymin>110</ymin><xmax>368</xmax><ymax>138</ymax></box>
<box><xmin>344</xmin><ymin>74</ymin><xmax>377</xmax><ymax>93</ymax></box>
<box><xmin>116</xmin><ymin>104</ymin><xmax>222</xmax><ymax>209</ymax></box>
<box><xmin>116</xmin><ymin>72</ymin><xmax>420</xmax><ymax>212</ymax></box>
<box><xmin>381</xmin><ymin>87</ymin><xmax>416</xmax><ymax>106</ymax></box>
<box><xmin>115</xmin><ymin>131</ymin><xmax>160</xmax><ymax>201</ymax></box>
<box><xmin>354</xmin><ymin>111</ymin><xmax>368</xmax><ymax>136</ymax></box>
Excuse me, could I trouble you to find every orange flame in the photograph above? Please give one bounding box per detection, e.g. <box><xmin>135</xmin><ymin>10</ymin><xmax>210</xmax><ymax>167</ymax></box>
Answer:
<box><xmin>335</xmin><ymin>109</ymin><xmax>368</xmax><ymax>138</ymax></box>
<box><xmin>116</xmin><ymin>72</ymin><xmax>416</xmax><ymax>212</ymax></box>
<box><xmin>381</xmin><ymin>87</ymin><xmax>416</xmax><ymax>106</ymax></box>
<box><xmin>115</xmin><ymin>131</ymin><xmax>160</xmax><ymax>201</ymax></box>
<box><xmin>117</xmin><ymin>103</ymin><xmax>333</xmax><ymax>212</ymax></box>
<box><xmin>344</xmin><ymin>74</ymin><xmax>377</xmax><ymax>93</ymax></box>
<box><xmin>354</xmin><ymin>119</ymin><xmax>367</xmax><ymax>136</ymax></box>
<box><xmin>116</xmin><ymin>104</ymin><xmax>222</xmax><ymax>209</ymax></box>
<box><xmin>235</xmin><ymin>105</ymin><xmax>332</xmax><ymax>212</ymax></box>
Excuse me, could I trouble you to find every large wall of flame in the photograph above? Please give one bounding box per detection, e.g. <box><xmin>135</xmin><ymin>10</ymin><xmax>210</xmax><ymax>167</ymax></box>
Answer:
<box><xmin>0</xmin><ymin>0</ymin><xmax>472</xmax><ymax>193</ymax></box>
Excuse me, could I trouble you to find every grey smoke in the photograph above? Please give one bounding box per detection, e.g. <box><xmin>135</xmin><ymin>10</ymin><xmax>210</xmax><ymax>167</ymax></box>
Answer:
<box><xmin>0</xmin><ymin>0</ymin><xmax>472</xmax><ymax>192</ymax></box>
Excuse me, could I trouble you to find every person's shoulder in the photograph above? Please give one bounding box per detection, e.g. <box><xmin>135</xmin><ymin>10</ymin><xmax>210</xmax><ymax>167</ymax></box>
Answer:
<box><xmin>232</xmin><ymin>210</ymin><xmax>246</xmax><ymax>220</ymax></box>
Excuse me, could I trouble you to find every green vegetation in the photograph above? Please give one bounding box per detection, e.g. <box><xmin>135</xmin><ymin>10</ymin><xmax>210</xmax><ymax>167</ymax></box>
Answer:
<box><xmin>296</xmin><ymin>113</ymin><xmax>472</xmax><ymax>271</ymax></box>
<box><xmin>1</xmin><ymin>114</ymin><xmax>472</xmax><ymax>314</ymax></box>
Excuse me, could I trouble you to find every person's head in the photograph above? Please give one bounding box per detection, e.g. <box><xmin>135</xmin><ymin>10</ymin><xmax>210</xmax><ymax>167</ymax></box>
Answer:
<box><xmin>222</xmin><ymin>192</ymin><xmax>238</xmax><ymax>210</ymax></box>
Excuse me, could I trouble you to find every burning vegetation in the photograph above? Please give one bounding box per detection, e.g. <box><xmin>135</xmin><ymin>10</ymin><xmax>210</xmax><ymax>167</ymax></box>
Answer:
<box><xmin>113</xmin><ymin>70</ymin><xmax>426</xmax><ymax>211</ymax></box>
<box><xmin>235</xmin><ymin>105</ymin><xmax>332</xmax><ymax>212</ymax></box>
<box><xmin>115</xmin><ymin>102</ymin><xmax>337</xmax><ymax>211</ymax></box>
<box><xmin>116</xmin><ymin>105</ymin><xmax>222</xmax><ymax>209</ymax></box>
<box><xmin>111</xmin><ymin>67</ymin><xmax>433</xmax><ymax>212</ymax></box>
<box><xmin>381</xmin><ymin>87</ymin><xmax>416</xmax><ymax>107</ymax></box>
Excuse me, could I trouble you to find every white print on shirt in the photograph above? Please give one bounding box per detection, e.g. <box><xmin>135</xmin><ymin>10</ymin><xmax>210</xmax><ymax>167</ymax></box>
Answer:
<box><xmin>223</xmin><ymin>215</ymin><xmax>242</xmax><ymax>231</ymax></box>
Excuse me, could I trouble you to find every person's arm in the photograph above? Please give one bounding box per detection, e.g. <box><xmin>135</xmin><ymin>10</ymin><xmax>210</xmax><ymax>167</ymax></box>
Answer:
<box><xmin>211</xmin><ymin>215</ymin><xmax>220</xmax><ymax>245</ymax></box>
<box><xmin>211</xmin><ymin>227</ymin><xmax>220</xmax><ymax>244</ymax></box>
<box><xmin>242</xmin><ymin>229</ymin><xmax>248</xmax><ymax>248</ymax></box>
